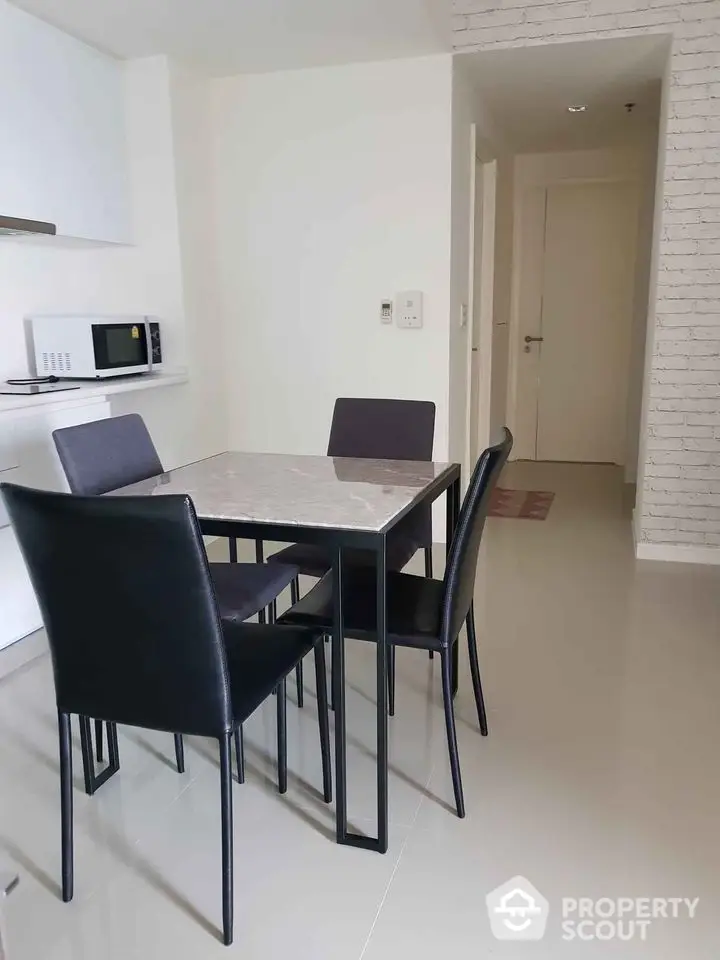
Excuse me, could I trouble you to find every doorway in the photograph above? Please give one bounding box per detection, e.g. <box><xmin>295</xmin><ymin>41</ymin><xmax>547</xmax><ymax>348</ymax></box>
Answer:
<box><xmin>512</xmin><ymin>178</ymin><xmax>640</xmax><ymax>463</ymax></box>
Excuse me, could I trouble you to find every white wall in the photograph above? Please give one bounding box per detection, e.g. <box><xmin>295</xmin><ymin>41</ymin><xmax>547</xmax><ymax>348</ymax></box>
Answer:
<box><xmin>489</xmin><ymin>154</ymin><xmax>514</xmax><ymax>432</ymax></box>
<box><xmin>168</xmin><ymin>62</ymin><xmax>227</xmax><ymax>461</ymax></box>
<box><xmin>449</xmin><ymin>61</ymin><xmax>476</xmax><ymax>466</ymax></box>
<box><xmin>505</xmin><ymin>145</ymin><xmax>658</xmax><ymax>469</ymax></box>
<box><xmin>449</xmin><ymin>59</ymin><xmax>509</xmax><ymax>472</ymax></box>
<box><xmin>0</xmin><ymin>56</ymin><xmax>225</xmax><ymax>471</ymax></box>
<box><xmin>211</xmin><ymin>55</ymin><xmax>453</xmax><ymax>462</ymax></box>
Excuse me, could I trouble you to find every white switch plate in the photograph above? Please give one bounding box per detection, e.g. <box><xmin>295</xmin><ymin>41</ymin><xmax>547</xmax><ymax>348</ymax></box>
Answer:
<box><xmin>396</xmin><ymin>291</ymin><xmax>423</xmax><ymax>329</ymax></box>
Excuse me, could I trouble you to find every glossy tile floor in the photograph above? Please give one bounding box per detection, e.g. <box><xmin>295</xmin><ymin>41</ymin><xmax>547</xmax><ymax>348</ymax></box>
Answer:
<box><xmin>1</xmin><ymin>462</ymin><xmax>719</xmax><ymax>958</ymax></box>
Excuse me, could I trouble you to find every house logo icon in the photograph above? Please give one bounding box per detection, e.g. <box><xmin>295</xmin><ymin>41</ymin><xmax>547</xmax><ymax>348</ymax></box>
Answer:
<box><xmin>486</xmin><ymin>876</ymin><xmax>549</xmax><ymax>940</ymax></box>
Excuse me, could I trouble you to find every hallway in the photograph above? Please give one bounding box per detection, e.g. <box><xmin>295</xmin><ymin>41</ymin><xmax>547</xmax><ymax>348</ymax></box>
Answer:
<box><xmin>1</xmin><ymin>463</ymin><xmax>718</xmax><ymax>957</ymax></box>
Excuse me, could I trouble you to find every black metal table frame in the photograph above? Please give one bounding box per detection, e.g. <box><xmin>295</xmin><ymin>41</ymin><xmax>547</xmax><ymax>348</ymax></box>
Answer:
<box><xmin>201</xmin><ymin>463</ymin><xmax>461</xmax><ymax>854</ymax></box>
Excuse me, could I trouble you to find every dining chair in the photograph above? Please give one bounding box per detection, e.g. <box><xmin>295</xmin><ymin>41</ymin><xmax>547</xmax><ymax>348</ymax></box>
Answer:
<box><xmin>264</xmin><ymin>397</ymin><xmax>437</xmax><ymax>699</ymax></box>
<box><xmin>0</xmin><ymin>483</ymin><xmax>331</xmax><ymax>947</ymax></box>
<box><xmin>52</xmin><ymin>414</ymin><xmax>299</xmax><ymax>784</ymax></box>
<box><xmin>280</xmin><ymin>428</ymin><xmax>513</xmax><ymax>818</ymax></box>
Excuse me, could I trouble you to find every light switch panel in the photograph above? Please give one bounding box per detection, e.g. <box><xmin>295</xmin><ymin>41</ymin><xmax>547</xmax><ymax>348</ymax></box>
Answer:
<box><xmin>396</xmin><ymin>291</ymin><xmax>423</xmax><ymax>329</ymax></box>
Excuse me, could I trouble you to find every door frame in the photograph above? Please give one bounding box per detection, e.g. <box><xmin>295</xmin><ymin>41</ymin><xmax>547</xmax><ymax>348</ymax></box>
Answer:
<box><xmin>464</xmin><ymin>122</ymin><xmax>497</xmax><ymax>480</ymax></box>
<box><xmin>506</xmin><ymin>173</ymin><xmax>642</xmax><ymax>461</ymax></box>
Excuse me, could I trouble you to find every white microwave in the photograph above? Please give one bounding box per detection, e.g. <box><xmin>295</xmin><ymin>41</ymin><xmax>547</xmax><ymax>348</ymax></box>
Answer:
<box><xmin>29</xmin><ymin>315</ymin><xmax>163</xmax><ymax>379</ymax></box>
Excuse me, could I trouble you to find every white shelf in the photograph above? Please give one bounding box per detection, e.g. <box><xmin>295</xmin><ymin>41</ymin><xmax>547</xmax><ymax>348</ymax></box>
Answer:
<box><xmin>0</xmin><ymin>371</ymin><xmax>188</xmax><ymax>416</ymax></box>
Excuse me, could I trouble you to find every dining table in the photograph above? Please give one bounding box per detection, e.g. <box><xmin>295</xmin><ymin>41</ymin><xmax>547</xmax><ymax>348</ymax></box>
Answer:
<box><xmin>114</xmin><ymin>450</ymin><xmax>461</xmax><ymax>854</ymax></box>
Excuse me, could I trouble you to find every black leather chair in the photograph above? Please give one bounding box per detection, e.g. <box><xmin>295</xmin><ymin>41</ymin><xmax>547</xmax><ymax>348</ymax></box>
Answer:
<box><xmin>280</xmin><ymin>429</ymin><xmax>513</xmax><ymax>819</ymax></box>
<box><xmin>265</xmin><ymin>397</ymin><xmax>437</xmax><ymax>697</ymax></box>
<box><xmin>0</xmin><ymin>484</ymin><xmax>331</xmax><ymax>947</ymax></box>
<box><xmin>53</xmin><ymin>414</ymin><xmax>300</xmax><ymax>781</ymax></box>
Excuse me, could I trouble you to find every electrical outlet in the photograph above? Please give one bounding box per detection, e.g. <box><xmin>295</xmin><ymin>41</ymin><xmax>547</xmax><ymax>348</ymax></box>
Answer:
<box><xmin>396</xmin><ymin>291</ymin><xmax>423</xmax><ymax>329</ymax></box>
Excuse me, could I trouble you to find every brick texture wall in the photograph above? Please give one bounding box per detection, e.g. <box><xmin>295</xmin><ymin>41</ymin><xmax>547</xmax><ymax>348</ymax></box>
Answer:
<box><xmin>453</xmin><ymin>0</ymin><xmax>720</xmax><ymax>552</ymax></box>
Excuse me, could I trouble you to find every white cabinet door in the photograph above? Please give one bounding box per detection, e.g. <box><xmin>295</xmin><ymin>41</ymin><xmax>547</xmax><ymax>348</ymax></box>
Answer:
<box><xmin>0</xmin><ymin>0</ymin><xmax>130</xmax><ymax>243</ymax></box>
<box><xmin>0</xmin><ymin>399</ymin><xmax>111</xmax><ymax>651</ymax></box>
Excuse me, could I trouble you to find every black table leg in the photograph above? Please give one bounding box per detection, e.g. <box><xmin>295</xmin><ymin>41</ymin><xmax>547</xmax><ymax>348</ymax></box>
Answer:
<box><xmin>446</xmin><ymin>476</ymin><xmax>461</xmax><ymax>697</ymax></box>
<box><xmin>334</xmin><ymin>537</ymin><xmax>389</xmax><ymax>853</ymax></box>
<box><xmin>376</xmin><ymin>536</ymin><xmax>389</xmax><ymax>852</ymax></box>
<box><xmin>332</xmin><ymin>547</ymin><xmax>347</xmax><ymax>842</ymax></box>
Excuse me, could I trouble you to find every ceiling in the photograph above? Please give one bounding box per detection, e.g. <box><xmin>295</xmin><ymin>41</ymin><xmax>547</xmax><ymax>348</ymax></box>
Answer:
<box><xmin>10</xmin><ymin>0</ymin><xmax>451</xmax><ymax>75</ymax></box>
<box><xmin>458</xmin><ymin>35</ymin><xmax>669</xmax><ymax>153</ymax></box>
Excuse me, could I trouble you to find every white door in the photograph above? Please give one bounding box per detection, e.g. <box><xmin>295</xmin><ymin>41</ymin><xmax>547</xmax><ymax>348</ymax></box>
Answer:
<box><xmin>515</xmin><ymin>180</ymin><xmax>639</xmax><ymax>463</ymax></box>
<box><xmin>468</xmin><ymin>157</ymin><xmax>497</xmax><ymax>470</ymax></box>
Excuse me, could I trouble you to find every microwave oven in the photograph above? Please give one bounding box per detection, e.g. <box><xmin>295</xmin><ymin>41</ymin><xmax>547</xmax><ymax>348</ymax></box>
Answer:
<box><xmin>29</xmin><ymin>316</ymin><xmax>163</xmax><ymax>379</ymax></box>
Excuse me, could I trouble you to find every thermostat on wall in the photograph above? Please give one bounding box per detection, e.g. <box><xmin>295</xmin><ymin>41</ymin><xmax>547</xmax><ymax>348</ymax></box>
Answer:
<box><xmin>396</xmin><ymin>291</ymin><xmax>423</xmax><ymax>329</ymax></box>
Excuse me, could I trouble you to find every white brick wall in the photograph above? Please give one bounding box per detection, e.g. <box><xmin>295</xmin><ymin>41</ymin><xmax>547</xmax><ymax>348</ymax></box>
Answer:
<box><xmin>453</xmin><ymin>0</ymin><xmax>720</xmax><ymax>549</ymax></box>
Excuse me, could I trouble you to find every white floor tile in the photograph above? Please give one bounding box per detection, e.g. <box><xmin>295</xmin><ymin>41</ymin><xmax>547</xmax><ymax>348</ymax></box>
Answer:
<box><xmin>1</xmin><ymin>463</ymin><xmax>719</xmax><ymax>958</ymax></box>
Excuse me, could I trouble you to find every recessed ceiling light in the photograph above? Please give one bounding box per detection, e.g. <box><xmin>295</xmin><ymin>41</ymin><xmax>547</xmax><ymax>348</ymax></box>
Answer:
<box><xmin>568</xmin><ymin>104</ymin><xmax>588</xmax><ymax>113</ymax></box>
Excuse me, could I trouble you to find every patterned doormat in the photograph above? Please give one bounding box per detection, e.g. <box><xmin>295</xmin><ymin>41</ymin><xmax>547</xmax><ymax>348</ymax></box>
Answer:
<box><xmin>489</xmin><ymin>488</ymin><xmax>555</xmax><ymax>520</ymax></box>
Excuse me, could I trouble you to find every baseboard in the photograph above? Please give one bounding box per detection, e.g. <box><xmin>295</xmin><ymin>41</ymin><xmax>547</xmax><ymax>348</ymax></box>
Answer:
<box><xmin>0</xmin><ymin>627</ymin><xmax>48</xmax><ymax>682</ymax></box>
<box><xmin>635</xmin><ymin>542</ymin><xmax>720</xmax><ymax>565</ymax></box>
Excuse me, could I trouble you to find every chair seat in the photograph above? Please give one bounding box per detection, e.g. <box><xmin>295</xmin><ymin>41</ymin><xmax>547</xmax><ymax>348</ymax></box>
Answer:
<box><xmin>209</xmin><ymin>562</ymin><xmax>298</xmax><ymax>623</ymax></box>
<box><xmin>279</xmin><ymin>567</ymin><xmax>446</xmax><ymax>651</ymax></box>
<box><xmin>266</xmin><ymin>538</ymin><xmax>419</xmax><ymax>579</ymax></box>
<box><xmin>222</xmin><ymin>622</ymin><xmax>318</xmax><ymax>723</ymax></box>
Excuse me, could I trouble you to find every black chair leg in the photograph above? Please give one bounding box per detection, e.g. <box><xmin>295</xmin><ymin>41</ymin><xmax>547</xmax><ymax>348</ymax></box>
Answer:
<box><xmin>234</xmin><ymin>726</ymin><xmax>244</xmax><ymax>784</ymax></box>
<box><xmin>441</xmin><ymin>648</ymin><xmax>465</xmax><ymax>818</ymax></box>
<box><xmin>277</xmin><ymin>677</ymin><xmax>287</xmax><ymax>794</ymax></box>
<box><xmin>219</xmin><ymin>732</ymin><xmax>233</xmax><ymax>946</ymax></box>
<box><xmin>174</xmin><ymin>734</ymin><xmax>185</xmax><ymax>773</ymax></box>
<box><xmin>313</xmin><ymin>641</ymin><xmax>332</xmax><ymax>803</ymax></box>
<box><xmin>466</xmin><ymin>604</ymin><xmax>488</xmax><ymax>736</ymax></box>
<box><xmin>58</xmin><ymin>711</ymin><xmax>73</xmax><ymax>902</ymax></box>
<box><xmin>78</xmin><ymin>716</ymin><xmax>95</xmax><ymax>796</ymax></box>
<box><xmin>425</xmin><ymin>548</ymin><xmax>434</xmax><ymax>660</ymax></box>
<box><xmin>290</xmin><ymin>576</ymin><xmax>300</xmax><ymax>605</ymax></box>
<box><xmin>295</xmin><ymin>661</ymin><xmax>304</xmax><ymax>708</ymax></box>
<box><xmin>289</xmin><ymin>579</ymin><xmax>304</xmax><ymax>708</ymax></box>
<box><xmin>95</xmin><ymin>719</ymin><xmax>104</xmax><ymax>762</ymax></box>
<box><xmin>388</xmin><ymin>645</ymin><xmax>396</xmax><ymax>717</ymax></box>
<box><xmin>79</xmin><ymin>716</ymin><xmax>120</xmax><ymax>796</ymax></box>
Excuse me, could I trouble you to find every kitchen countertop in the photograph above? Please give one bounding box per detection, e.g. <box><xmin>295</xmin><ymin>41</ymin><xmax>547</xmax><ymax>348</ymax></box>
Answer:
<box><xmin>0</xmin><ymin>370</ymin><xmax>188</xmax><ymax>415</ymax></box>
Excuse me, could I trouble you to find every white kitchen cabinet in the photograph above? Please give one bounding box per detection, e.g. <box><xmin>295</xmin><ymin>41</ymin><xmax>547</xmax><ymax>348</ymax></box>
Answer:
<box><xmin>0</xmin><ymin>0</ymin><xmax>130</xmax><ymax>243</ymax></box>
<box><xmin>0</xmin><ymin>397</ymin><xmax>111</xmax><ymax>650</ymax></box>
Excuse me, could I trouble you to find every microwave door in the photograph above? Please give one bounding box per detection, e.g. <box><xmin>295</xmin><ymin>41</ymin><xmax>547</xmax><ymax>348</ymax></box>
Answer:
<box><xmin>91</xmin><ymin>323</ymin><xmax>150</xmax><ymax>376</ymax></box>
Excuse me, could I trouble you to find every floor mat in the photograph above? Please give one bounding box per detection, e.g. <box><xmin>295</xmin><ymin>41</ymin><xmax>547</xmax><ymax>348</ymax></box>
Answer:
<box><xmin>489</xmin><ymin>488</ymin><xmax>555</xmax><ymax>520</ymax></box>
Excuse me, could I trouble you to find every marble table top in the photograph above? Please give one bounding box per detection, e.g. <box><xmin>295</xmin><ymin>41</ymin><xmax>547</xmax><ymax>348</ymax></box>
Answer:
<box><xmin>113</xmin><ymin>451</ymin><xmax>458</xmax><ymax>533</ymax></box>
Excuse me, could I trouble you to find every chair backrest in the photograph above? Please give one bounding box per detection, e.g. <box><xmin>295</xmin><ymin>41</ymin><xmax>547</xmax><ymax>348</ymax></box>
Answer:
<box><xmin>0</xmin><ymin>484</ymin><xmax>233</xmax><ymax>738</ymax></box>
<box><xmin>52</xmin><ymin>413</ymin><xmax>164</xmax><ymax>495</ymax></box>
<box><xmin>328</xmin><ymin>398</ymin><xmax>436</xmax><ymax>546</ymax></box>
<box><xmin>327</xmin><ymin>398</ymin><xmax>435</xmax><ymax>461</ymax></box>
<box><xmin>441</xmin><ymin>428</ymin><xmax>513</xmax><ymax>644</ymax></box>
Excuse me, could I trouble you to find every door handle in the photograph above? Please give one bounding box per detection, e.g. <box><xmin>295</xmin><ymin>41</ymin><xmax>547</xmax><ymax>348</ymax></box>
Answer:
<box><xmin>524</xmin><ymin>335</ymin><xmax>544</xmax><ymax>343</ymax></box>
